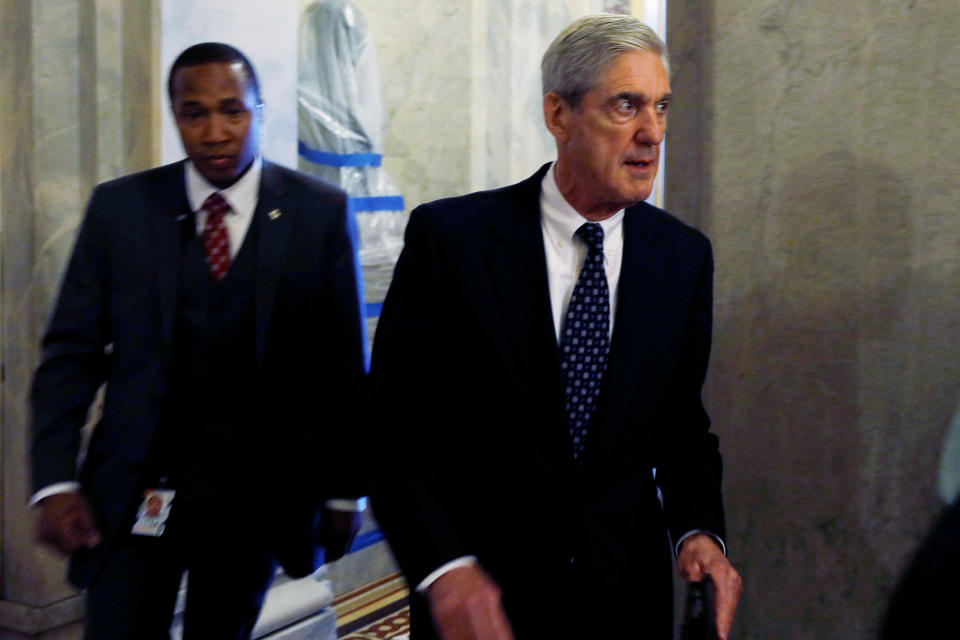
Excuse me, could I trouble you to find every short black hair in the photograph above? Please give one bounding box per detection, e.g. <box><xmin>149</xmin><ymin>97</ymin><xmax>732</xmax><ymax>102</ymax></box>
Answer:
<box><xmin>167</xmin><ymin>42</ymin><xmax>261</xmax><ymax>104</ymax></box>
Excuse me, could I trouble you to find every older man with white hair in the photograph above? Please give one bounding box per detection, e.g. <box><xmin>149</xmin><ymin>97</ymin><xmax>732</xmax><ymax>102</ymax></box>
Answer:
<box><xmin>370</xmin><ymin>14</ymin><xmax>741</xmax><ymax>640</ymax></box>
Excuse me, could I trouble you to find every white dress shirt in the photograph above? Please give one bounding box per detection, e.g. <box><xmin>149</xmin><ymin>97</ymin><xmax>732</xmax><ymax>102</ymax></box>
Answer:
<box><xmin>540</xmin><ymin>162</ymin><xmax>624</xmax><ymax>341</ymax></box>
<box><xmin>185</xmin><ymin>156</ymin><xmax>261</xmax><ymax>257</ymax></box>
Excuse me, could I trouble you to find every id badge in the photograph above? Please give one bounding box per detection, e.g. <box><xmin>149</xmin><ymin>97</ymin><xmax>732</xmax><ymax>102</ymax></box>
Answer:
<box><xmin>131</xmin><ymin>488</ymin><xmax>175</xmax><ymax>536</ymax></box>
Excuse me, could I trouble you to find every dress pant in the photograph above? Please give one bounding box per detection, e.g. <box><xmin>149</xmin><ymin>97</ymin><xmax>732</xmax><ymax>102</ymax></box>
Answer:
<box><xmin>84</xmin><ymin>497</ymin><xmax>277</xmax><ymax>640</ymax></box>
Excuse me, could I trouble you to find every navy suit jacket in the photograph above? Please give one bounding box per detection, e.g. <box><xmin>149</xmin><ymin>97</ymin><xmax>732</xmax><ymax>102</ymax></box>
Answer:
<box><xmin>369</xmin><ymin>164</ymin><xmax>725</xmax><ymax>637</ymax></box>
<box><xmin>31</xmin><ymin>160</ymin><xmax>366</xmax><ymax>587</ymax></box>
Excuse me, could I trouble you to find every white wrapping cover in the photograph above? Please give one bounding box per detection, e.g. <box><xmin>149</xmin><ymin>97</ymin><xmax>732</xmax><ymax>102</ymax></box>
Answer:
<box><xmin>940</xmin><ymin>399</ymin><xmax>960</xmax><ymax>504</ymax></box>
<box><xmin>298</xmin><ymin>0</ymin><xmax>406</xmax><ymax>306</ymax></box>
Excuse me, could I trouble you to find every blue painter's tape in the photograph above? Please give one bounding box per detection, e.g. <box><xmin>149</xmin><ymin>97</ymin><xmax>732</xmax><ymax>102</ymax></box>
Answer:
<box><xmin>314</xmin><ymin>528</ymin><xmax>385</xmax><ymax>565</ymax></box>
<box><xmin>365</xmin><ymin>302</ymin><xmax>384</xmax><ymax>318</ymax></box>
<box><xmin>298</xmin><ymin>140</ymin><xmax>382</xmax><ymax>167</ymax></box>
<box><xmin>349</xmin><ymin>196</ymin><xmax>405</xmax><ymax>212</ymax></box>
<box><xmin>349</xmin><ymin>528</ymin><xmax>386</xmax><ymax>553</ymax></box>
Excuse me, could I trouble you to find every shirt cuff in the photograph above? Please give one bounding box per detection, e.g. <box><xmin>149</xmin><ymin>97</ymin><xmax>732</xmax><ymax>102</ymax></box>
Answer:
<box><xmin>324</xmin><ymin>497</ymin><xmax>368</xmax><ymax>512</ymax></box>
<box><xmin>675</xmin><ymin>529</ymin><xmax>727</xmax><ymax>557</ymax></box>
<box><xmin>415</xmin><ymin>555</ymin><xmax>479</xmax><ymax>593</ymax></box>
<box><xmin>29</xmin><ymin>482</ymin><xmax>81</xmax><ymax>507</ymax></box>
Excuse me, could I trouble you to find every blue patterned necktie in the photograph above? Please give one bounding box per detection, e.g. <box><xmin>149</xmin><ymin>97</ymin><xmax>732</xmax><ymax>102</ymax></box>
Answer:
<box><xmin>560</xmin><ymin>222</ymin><xmax>610</xmax><ymax>461</ymax></box>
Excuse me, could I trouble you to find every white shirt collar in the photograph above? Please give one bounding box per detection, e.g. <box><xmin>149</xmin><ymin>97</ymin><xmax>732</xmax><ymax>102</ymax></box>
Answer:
<box><xmin>185</xmin><ymin>155</ymin><xmax>262</xmax><ymax>218</ymax></box>
<box><xmin>539</xmin><ymin>162</ymin><xmax>626</xmax><ymax>340</ymax></box>
<box><xmin>540</xmin><ymin>162</ymin><xmax>624</xmax><ymax>250</ymax></box>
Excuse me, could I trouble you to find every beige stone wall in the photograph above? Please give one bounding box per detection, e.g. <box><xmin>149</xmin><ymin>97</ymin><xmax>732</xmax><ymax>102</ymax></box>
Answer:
<box><xmin>668</xmin><ymin>1</ymin><xmax>960</xmax><ymax>638</ymax></box>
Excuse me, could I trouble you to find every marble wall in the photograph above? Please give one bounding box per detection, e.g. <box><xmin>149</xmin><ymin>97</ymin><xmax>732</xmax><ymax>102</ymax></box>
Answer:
<box><xmin>1</xmin><ymin>0</ymin><xmax>159</xmax><ymax>636</ymax></box>
<box><xmin>668</xmin><ymin>1</ymin><xmax>960</xmax><ymax>638</ymax></box>
<box><xmin>337</xmin><ymin>0</ymin><xmax>610</xmax><ymax>208</ymax></box>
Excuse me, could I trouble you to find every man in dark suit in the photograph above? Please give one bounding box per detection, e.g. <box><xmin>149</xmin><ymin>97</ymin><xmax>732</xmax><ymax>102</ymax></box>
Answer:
<box><xmin>30</xmin><ymin>43</ymin><xmax>366</xmax><ymax>639</ymax></box>
<box><xmin>369</xmin><ymin>15</ymin><xmax>741</xmax><ymax>640</ymax></box>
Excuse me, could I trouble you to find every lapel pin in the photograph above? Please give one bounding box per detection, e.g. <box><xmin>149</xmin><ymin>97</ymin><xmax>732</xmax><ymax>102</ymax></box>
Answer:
<box><xmin>268</xmin><ymin>209</ymin><xmax>282</xmax><ymax>221</ymax></box>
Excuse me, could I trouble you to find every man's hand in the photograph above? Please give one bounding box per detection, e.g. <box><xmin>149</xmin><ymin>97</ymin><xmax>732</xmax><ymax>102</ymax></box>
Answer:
<box><xmin>34</xmin><ymin>492</ymin><xmax>102</xmax><ymax>556</ymax></box>
<box><xmin>677</xmin><ymin>533</ymin><xmax>742</xmax><ymax>640</ymax></box>
<box><xmin>426</xmin><ymin>565</ymin><xmax>515</xmax><ymax>640</ymax></box>
<box><xmin>320</xmin><ymin>506</ymin><xmax>362</xmax><ymax>562</ymax></box>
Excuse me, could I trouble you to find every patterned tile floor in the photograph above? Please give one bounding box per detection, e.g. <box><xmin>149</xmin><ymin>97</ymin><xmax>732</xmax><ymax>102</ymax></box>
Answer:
<box><xmin>335</xmin><ymin>574</ymin><xmax>410</xmax><ymax>640</ymax></box>
<box><xmin>339</xmin><ymin>608</ymin><xmax>409</xmax><ymax>640</ymax></box>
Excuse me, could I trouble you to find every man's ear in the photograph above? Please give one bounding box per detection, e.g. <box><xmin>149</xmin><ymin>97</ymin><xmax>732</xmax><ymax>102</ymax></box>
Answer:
<box><xmin>543</xmin><ymin>92</ymin><xmax>571</xmax><ymax>143</ymax></box>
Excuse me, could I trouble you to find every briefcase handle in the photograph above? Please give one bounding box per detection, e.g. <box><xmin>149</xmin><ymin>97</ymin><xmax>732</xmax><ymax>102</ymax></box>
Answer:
<box><xmin>680</xmin><ymin>577</ymin><xmax>718</xmax><ymax>640</ymax></box>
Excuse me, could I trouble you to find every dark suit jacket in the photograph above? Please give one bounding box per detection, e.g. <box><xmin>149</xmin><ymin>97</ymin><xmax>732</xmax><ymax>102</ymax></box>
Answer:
<box><xmin>31</xmin><ymin>160</ymin><xmax>366</xmax><ymax>587</ymax></box>
<box><xmin>369</xmin><ymin>164</ymin><xmax>725</xmax><ymax>637</ymax></box>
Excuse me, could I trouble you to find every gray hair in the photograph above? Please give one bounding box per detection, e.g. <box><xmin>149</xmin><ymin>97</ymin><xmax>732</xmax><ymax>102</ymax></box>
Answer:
<box><xmin>541</xmin><ymin>14</ymin><xmax>668</xmax><ymax>110</ymax></box>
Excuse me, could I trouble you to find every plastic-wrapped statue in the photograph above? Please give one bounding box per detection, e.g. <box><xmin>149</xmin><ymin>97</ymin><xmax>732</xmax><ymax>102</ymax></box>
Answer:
<box><xmin>940</xmin><ymin>401</ymin><xmax>960</xmax><ymax>504</ymax></box>
<box><xmin>299</xmin><ymin>0</ymin><xmax>405</xmax><ymax>328</ymax></box>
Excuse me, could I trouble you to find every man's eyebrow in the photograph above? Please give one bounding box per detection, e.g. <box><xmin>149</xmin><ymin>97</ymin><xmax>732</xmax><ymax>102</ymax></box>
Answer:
<box><xmin>606</xmin><ymin>91</ymin><xmax>673</xmax><ymax>105</ymax></box>
<box><xmin>609</xmin><ymin>91</ymin><xmax>647</xmax><ymax>104</ymax></box>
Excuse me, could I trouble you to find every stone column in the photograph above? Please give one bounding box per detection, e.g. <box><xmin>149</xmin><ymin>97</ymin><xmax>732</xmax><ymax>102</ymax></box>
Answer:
<box><xmin>0</xmin><ymin>0</ymin><xmax>159</xmax><ymax>637</ymax></box>
<box><xmin>668</xmin><ymin>1</ymin><xmax>960</xmax><ymax>638</ymax></box>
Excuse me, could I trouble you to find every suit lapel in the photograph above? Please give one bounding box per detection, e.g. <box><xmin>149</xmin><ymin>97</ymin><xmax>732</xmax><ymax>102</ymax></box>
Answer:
<box><xmin>591</xmin><ymin>203</ymin><xmax>666</xmax><ymax>459</ymax></box>
<box><xmin>486</xmin><ymin>167</ymin><xmax>559</xmax><ymax>387</ymax></box>
<box><xmin>147</xmin><ymin>162</ymin><xmax>190</xmax><ymax>352</ymax></box>
<box><xmin>485</xmin><ymin>177</ymin><xmax>669</xmax><ymax>466</ymax></box>
<box><xmin>485</xmin><ymin>166</ymin><xmax>570</xmax><ymax>456</ymax></box>
<box><xmin>254</xmin><ymin>162</ymin><xmax>295</xmax><ymax>369</ymax></box>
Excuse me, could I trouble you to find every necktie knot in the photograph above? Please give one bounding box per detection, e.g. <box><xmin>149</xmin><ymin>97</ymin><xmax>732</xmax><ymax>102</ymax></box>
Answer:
<box><xmin>576</xmin><ymin>222</ymin><xmax>604</xmax><ymax>256</ymax></box>
<box><xmin>203</xmin><ymin>192</ymin><xmax>230</xmax><ymax>219</ymax></box>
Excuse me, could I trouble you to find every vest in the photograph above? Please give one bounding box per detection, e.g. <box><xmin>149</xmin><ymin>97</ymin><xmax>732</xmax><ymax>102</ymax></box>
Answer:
<box><xmin>148</xmin><ymin>217</ymin><xmax>268</xmax><ymax>510</ymax></box>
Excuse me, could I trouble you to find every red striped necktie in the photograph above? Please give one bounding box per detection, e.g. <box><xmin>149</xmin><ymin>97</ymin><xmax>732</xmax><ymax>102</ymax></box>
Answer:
<box><xmin>201</xmin><ymin>192</ymin><xmax>231</xmax><ymax>280</ymax></box>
